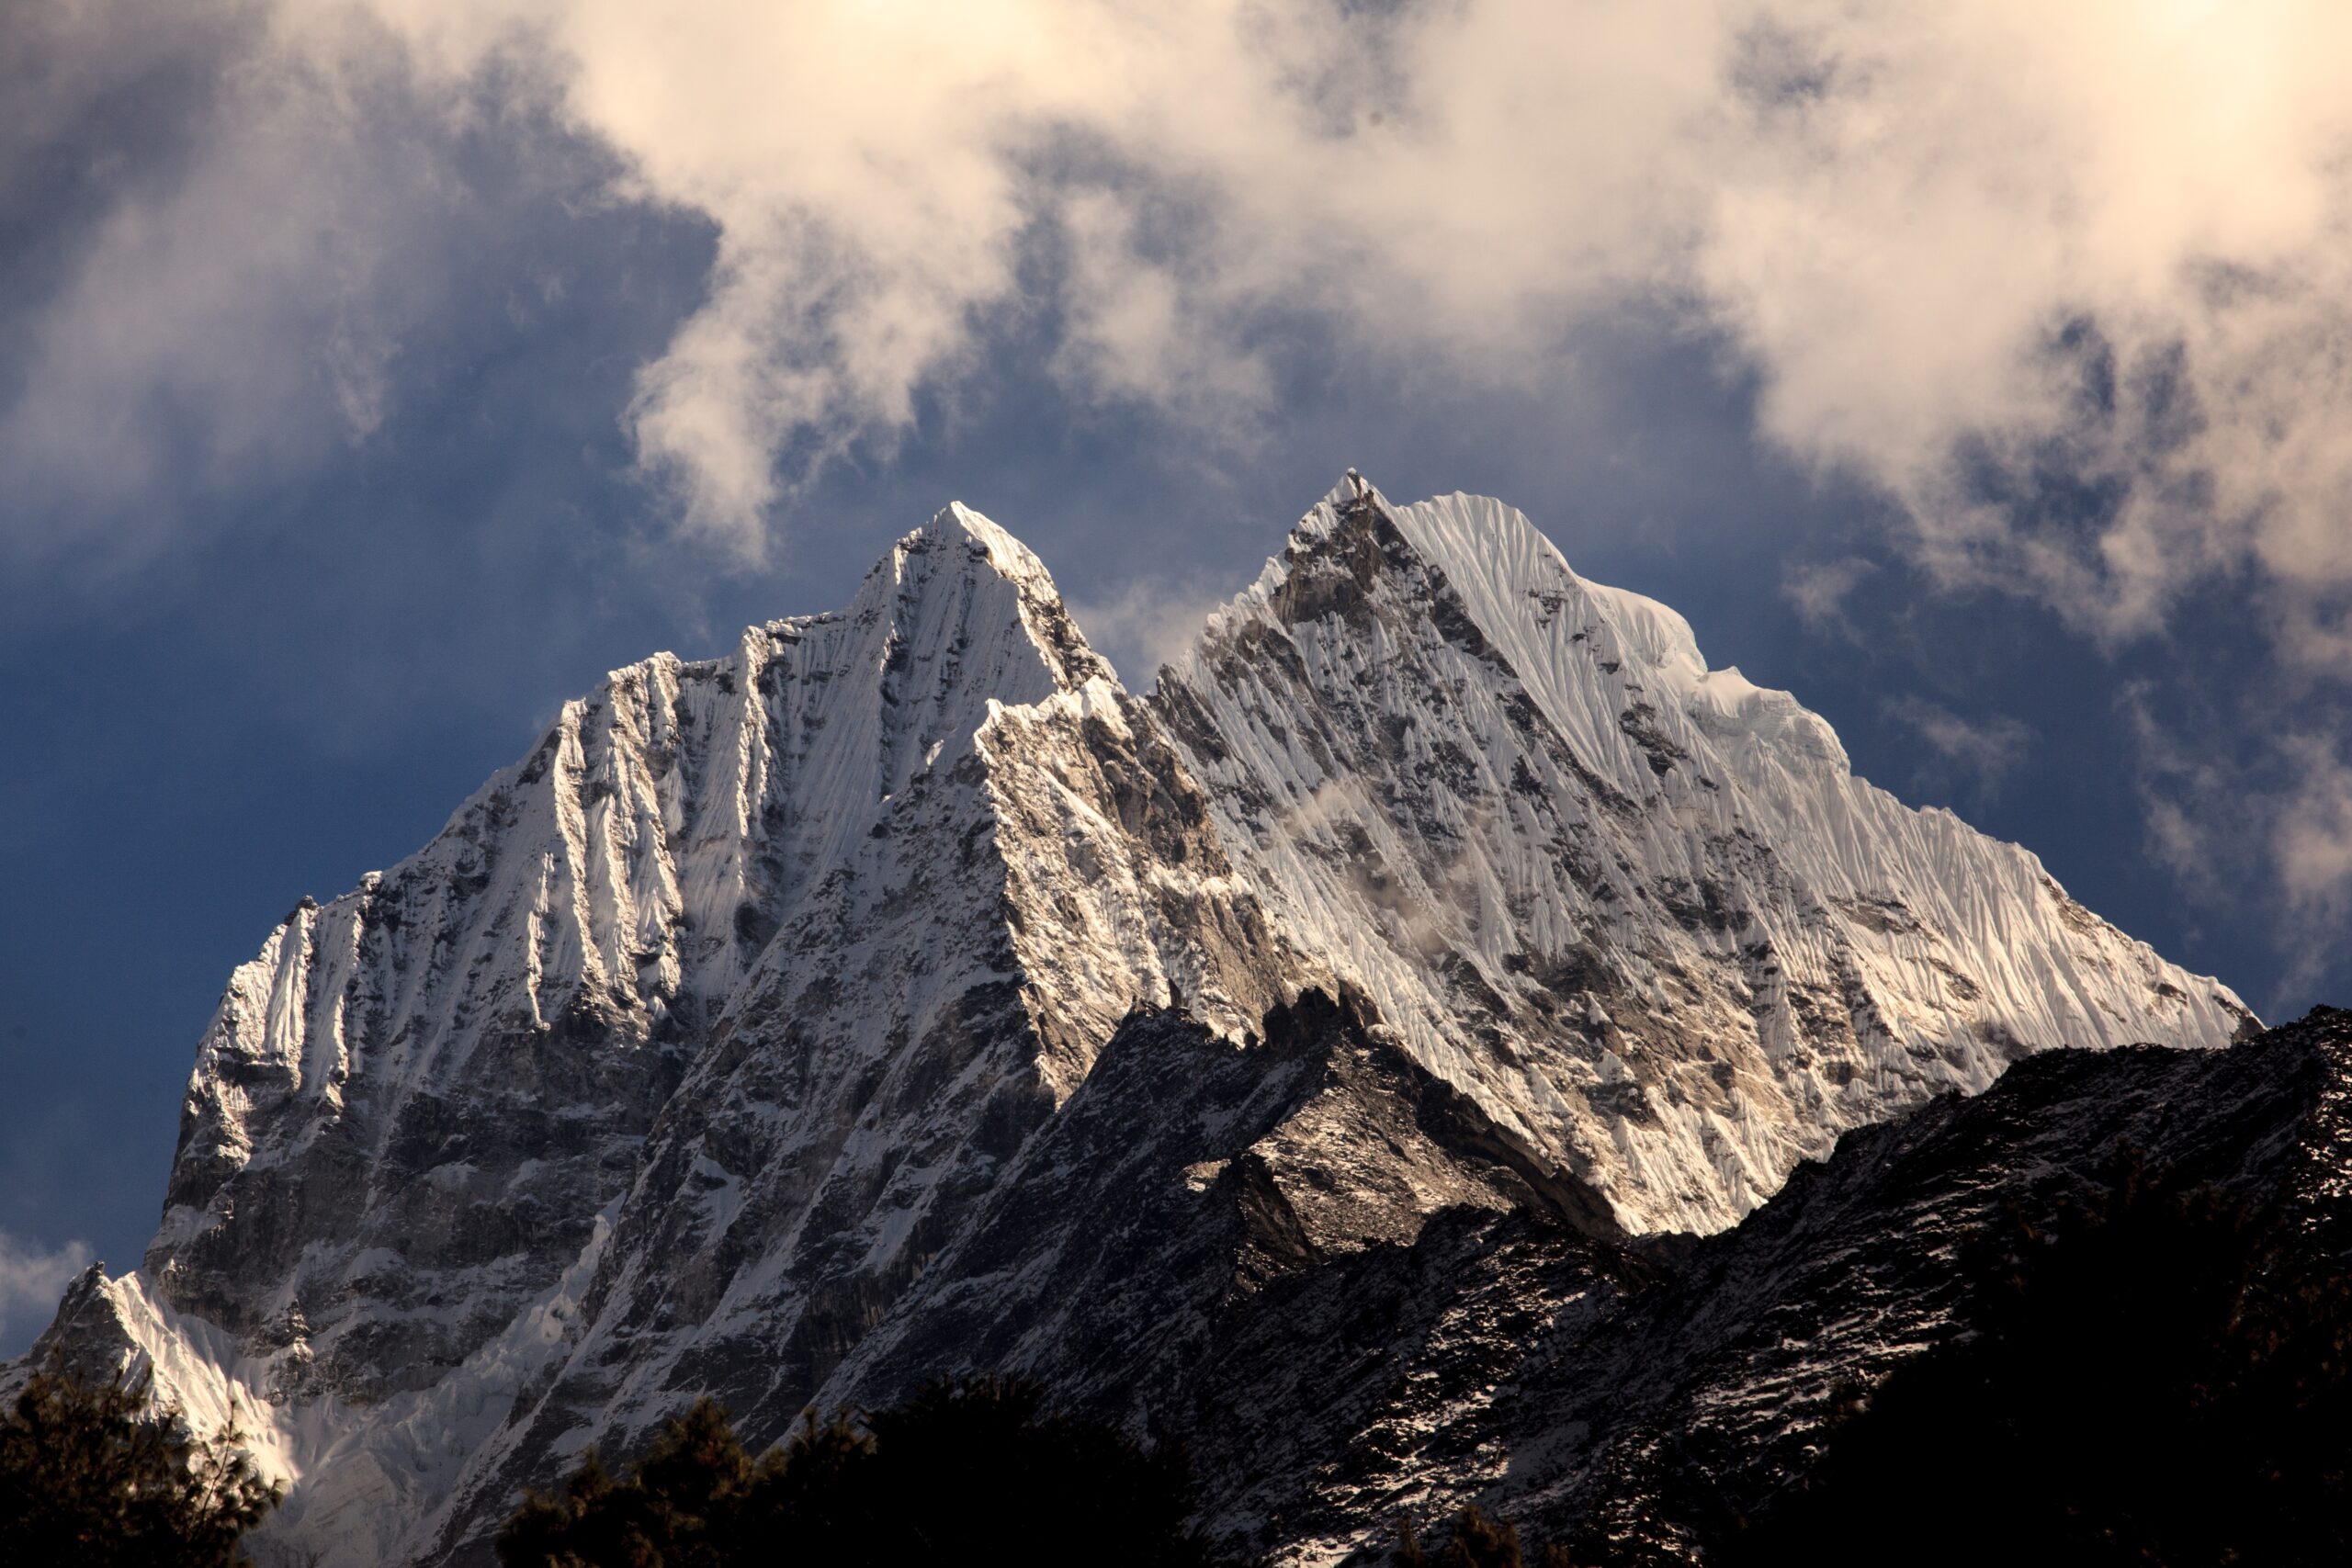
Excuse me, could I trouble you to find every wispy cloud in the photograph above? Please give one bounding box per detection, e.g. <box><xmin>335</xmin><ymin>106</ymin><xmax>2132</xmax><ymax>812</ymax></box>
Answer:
<box><xmin>2125</xmin><ymin>682</ymin><xmax>2245</xmax><ymax>908</ymax></box>
<box><xmin>2273</xmin><ymin>735</ymin><xmax>2352</xmax><ymax>993</ymax></box>
<box><xmin>1883</xmin><ymin>696</ymin><xmax>2034</xmax><ymax>806</ymax></box>
<box><xmin>0</xmin><ymin>1229</ymin><xmax>90</xmax><ymax>1355</ymax></box>
<box><xmin>1782</xmin><ymin>556</ymin><xmax>1876</xmax><ymax>637</ymax></box>
<box><xmin>1067</xmin><ymin>572</ymin><xmax>1239</xmax><ymax>690</ymax></box>
<box><xmin>1</xmin><ymin>4</ymin><xmax>401</xmax><ymax>558</ymax></box>
<box><xmin>2122</xmin><ymin>680</ymin><xmax>2352</xmax><ymax>1010</ymax></box>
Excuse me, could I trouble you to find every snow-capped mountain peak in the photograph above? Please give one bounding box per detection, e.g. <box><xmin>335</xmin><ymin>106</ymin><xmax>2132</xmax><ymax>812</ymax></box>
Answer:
<box><xmin>25</xmin><ymin>479</ymin><xmax>2250</xmax><ymax>1566</ymax></box>
<box><xmin>1155</xmin><ymin>476</ymin><xmax>2248</xmax><ymax>1232</ymax></box>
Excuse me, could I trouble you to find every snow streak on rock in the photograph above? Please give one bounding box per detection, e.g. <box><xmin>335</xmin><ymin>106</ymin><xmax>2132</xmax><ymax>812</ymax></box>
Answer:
<box><xmin>32</xmin><ymin>502</ymin><xmax>1288</xmax><ymax>1564</ymax></box>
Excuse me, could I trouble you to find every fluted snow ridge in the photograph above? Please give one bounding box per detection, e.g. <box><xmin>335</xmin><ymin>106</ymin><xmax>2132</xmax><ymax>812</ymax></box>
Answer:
<box><xmin>37</xmin><ymin>498</ymin><xmax>1304</xmax><ymax>1566</ymax></box>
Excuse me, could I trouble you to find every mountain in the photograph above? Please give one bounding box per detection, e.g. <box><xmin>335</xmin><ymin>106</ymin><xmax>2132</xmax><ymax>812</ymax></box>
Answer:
<box><xmin>20</xmin><ymin>478</ymin><xmax>2252</xmax><ymax>1565</ymax></box>
<box><xmin>1154</xmin><ymin>477</ymin><xmax>2253</xmax><ymax>1231</ymax></box>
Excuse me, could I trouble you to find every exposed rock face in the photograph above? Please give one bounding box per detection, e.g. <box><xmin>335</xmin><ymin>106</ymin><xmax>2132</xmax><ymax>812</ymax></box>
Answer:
<box><xmin>20</xmin><ymin>479</ymin><xmax>2253</xmax><ymax>1566</ymax></box>
<box><xmin>825</xmin><ymin>987</ymin><xmax>1623</xmax><ymax>1410</ymax></box>
<box><xmin>1504</xmin><ymin>1005</ymin><xmax>2352</xmax><ymax>1562</ymax></box>
<box><xmin>33</xmin><ymin>504</ymin><xmax>1294</xmax><ymax>1562</ymax></box>
<box><xmin>817</xmin><ymin>987</ymin><xmax>1634</xmax><ymax>1558</ymax></box>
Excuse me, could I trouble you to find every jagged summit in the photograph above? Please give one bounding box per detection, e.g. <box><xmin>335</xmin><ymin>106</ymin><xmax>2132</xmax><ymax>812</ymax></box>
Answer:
<box><xmin>912</xmin><ymin>498</ymin><xmax>1061</xmax><ymax>591</ymax></box>
<box><xmin>1211</xmin><ymin>474</ymin><xmax>1847</xmax><ymax>771</ymax></box>
<box><xmin>149</xmin><ymin>496</ymin><xmax>1125</xmax><ymax>1307</ymax></box>
<box><xmin>22</xmin><ymin>479</ymin><xmax>2251</xmax><ymax>1567</ymax></box>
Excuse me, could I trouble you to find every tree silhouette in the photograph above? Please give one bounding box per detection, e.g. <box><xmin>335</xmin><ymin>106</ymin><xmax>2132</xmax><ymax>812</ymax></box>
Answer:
<box><xmin>499</xmin><ymin>1376</ymin><xmax>1220</xmax><ymax>1567</ymax></box>
<box><xmin>0</xmin><ymin>1359</ymin><xmax>279</xmax><ymax>1566</ymax></box>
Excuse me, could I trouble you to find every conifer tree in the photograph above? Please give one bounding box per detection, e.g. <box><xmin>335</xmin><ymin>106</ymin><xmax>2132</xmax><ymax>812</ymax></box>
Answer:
<box><xmin>499</xmin><ymin>1376</ymin><xmax>1220</xmax><ymax>1567</ymax></box>
<box><xmin>0</xmin><ymin>1359</ymin><xmax>279</xmax><ymax>1566</ymax></box>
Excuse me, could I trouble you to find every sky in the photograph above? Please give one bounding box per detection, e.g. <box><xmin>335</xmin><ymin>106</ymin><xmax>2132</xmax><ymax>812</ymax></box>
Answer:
<box><xmin>4</xmin><ymin>0</ymin><xmax>2350</xmax><ymax>1352</ymax></box>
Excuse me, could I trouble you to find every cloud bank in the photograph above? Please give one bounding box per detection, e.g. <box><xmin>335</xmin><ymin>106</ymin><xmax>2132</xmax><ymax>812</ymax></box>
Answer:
<box><xmin>19</xmin><ymin>4</ymin><xmax>2352</xmax><ymax>602</ymax></box>
<box><xmin>7</xmin><ymin>2</ymin><xmax>2351</xmax><ymax>953</ymax></box>
<box><xmin>313</xmin><ymin>1</ymin><xmax>2352</xmax><ymax>638</ymax></box>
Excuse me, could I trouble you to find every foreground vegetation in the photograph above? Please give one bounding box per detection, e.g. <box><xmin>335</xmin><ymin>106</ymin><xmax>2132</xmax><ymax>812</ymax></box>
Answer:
<box><xmin>0</xmin><ymin>1360</ymin><xmax>278</xmax><ymax>1566</ymax></box>
<box><xmin>497</xmin><ymin>1376</ymin><xmax>1218</xmax><ymax>1568</ymax></box>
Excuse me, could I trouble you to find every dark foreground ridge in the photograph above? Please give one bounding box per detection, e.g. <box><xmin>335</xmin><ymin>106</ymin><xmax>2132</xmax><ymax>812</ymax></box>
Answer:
<box><xmin>820</xmin><ymin>1001</ymin><xmax>2352</xmax><ymax>1564</ymax></box>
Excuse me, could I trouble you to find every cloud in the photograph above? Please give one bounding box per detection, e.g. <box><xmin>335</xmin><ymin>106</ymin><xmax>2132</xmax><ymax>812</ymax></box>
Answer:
<box><xmin>17</xmin><ymin>2</ymin><xmax>2352</xmax><ymax>615</ymax></box>
<box><xmin>1883</xmin><ymin>697</ymin><xmax>2033</xmax><ymax>803</ymax></box>
<box><xmin>277</xmin><ymin>4</ymin><xmax>2352</xmax><ymax>666</ymax></box>
<box><xmin>2123</xmin><ymin>680</ymin><xmax>2352</xmax><ymax>1005</ymax></box>
<box><xmin>0</xmin><ymin>3</ymin><xmax>401</xmax><ymax>558</ymax></box>
<box><xmin>2123</xmin><ymin>681</ymin><xmax>2243</xmax><ymax>899</ymax></box>
<box><xmin>0</xmin><ymin>0</ymin><xmax>636</xmax><ymax>570</ymax></box>
<box><xmin>0</xmin><ymin>1229</ymin><xmax>90</xmax><ymax>1354</ymax></box>
<box><xmin>1690</xmin><ymin>4</ymin><xmax>2352</xmax><ymax>663</ymax></box>
<box><xmin>10</xmin><ymin>2</ymin><xmax>2352</xmax><ymax>975</ymax></box>
<box><xmin>1067</xmin><ymin>572</ymin><xmax>1238</xmax><ymax>689</ymax></box>
<box><xmin>1782</xmin><ymin>556</ymin><xmax>1876</xmax><ymax>637</ymax></box>
<box><xmin>1050</xmin><ymin>188</ymin><xmax>1274</xmax><ymax>443</ymax></box>
<box><xmin>2273</xmin><ymin>736</ymin><xmax>2352</xmax><ymax>987</ymax></box>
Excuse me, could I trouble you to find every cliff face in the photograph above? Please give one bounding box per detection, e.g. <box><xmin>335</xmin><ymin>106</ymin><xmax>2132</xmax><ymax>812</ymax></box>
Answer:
<box><xmin>23</xmin><ymin>479</ymin><xmax>2252</xmax><ymax>1565</ymax></box>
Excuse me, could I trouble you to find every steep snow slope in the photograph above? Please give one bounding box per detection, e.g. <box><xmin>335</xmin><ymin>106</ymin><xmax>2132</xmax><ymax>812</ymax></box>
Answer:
<box><xmin>21</xmin><ymin>477</ymin><xmax>2253</xmax><ymax>1565</ymax></box>
<box><xmin>408</xmin><ymin>644</ymin><xmax>1294</xmax><ymax>1564</ymax></box>
<box><xmin>1152</xmin><ymin>475</ymin><xmax>2254</xmax><ymax>1232</ymax></box>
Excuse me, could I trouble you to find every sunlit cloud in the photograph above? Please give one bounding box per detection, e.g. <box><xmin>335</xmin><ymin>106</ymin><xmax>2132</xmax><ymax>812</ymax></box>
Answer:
<box><xmin>20</xmin><ymin>2</ymin><xmax>2352</xmax><ymax>614</ymax></box>
<box><xmin>6</xmin><ymin>1</ymin><xmax>2351</xmax><ymax>973</ymax></box>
